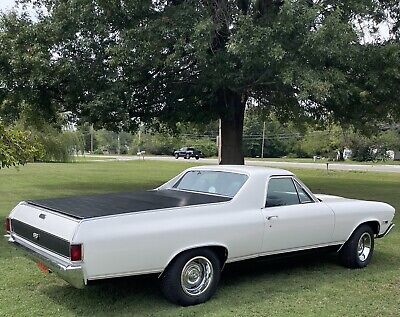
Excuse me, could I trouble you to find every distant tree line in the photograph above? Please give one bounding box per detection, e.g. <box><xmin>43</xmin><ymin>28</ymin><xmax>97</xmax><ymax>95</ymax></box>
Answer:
<box><xmin>77</xmin><ymin>111</ymin><xmax>400</xmax><ymax>161</ymax></box>
<box><xmin>1</xmin><ymin>109</ymin><xmax>399</xmax><ymax>167</ymax></box>
<box><xmin>243</xmin><ymin>110</ymin><xmax>400</xmax><ymax>161</ymax></box>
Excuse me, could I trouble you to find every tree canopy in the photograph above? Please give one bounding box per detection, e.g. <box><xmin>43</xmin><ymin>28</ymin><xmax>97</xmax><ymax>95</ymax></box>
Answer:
<box><xmin>1</xmin><ymin>0</ymin><xmax>399</xmax><ymax>164</ymax></box>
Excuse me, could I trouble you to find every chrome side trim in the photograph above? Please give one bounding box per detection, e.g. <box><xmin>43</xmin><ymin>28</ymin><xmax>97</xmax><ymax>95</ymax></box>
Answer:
<box><xmin>5</xmin><ymin>234</ymin><xmax>86</xmax><ymax>289</ymax></box>
<box><xmin>227</xmin><ymin>241</ymin><xmax>345</xmax><ymax>263</ymax></box>
<box><xmin>377</xmin><ymin>223</ymin><xmax>395</xmax><ymax>239</ymax></box>
<box><xmin>91</xmin><ymin>268</ymin><xmax>163</xmax><ymax>281</ymax></box>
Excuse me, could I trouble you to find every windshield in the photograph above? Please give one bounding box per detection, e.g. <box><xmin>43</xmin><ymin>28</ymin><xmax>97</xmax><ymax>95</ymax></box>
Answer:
<box><xmin>173</xmin><ymin>171</ymin><xmax>248</xmax><ymax>198</ymax></box>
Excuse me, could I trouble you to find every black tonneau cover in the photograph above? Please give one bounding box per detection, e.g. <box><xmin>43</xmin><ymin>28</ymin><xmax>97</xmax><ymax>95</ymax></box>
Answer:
<box><xmin>27</xmin><ymin>189</ymin><xmax>231</xmax><ymax>220</ymax></box>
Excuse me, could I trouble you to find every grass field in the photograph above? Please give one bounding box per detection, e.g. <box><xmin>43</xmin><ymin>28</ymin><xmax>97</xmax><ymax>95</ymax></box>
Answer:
<box><xmin>1</xmin><ymin>161</ymin><xmax>399</xmax><ymax>317</ymax></box>
<box><xmin>73</xmin><ymin>156</ymin><xmax>118</xmax><ymax>162</ymax></box>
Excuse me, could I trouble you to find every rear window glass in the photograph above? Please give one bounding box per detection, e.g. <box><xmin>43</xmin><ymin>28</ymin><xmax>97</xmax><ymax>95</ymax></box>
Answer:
<box><xmin>173</xmin><ymin>171</ymin><xmax>248</xmax><ymax>198</ymax></box>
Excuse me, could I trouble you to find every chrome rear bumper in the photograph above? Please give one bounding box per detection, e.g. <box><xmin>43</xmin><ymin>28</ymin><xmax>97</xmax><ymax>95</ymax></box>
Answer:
<box><xmin>5</xmin><ymin>234</ymin><xmax>86</xmax><ymax>289</ymax></box>
<box><xmin>377</xmin><ymin>223</ymin><xmax>395</xmax><ymax>239</ymax></box>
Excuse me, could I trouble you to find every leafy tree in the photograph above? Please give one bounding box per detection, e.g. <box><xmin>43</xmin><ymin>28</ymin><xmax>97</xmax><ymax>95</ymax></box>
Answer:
<box><xmin>0</xmin><ymin>121</ymin><xmax>43</xmax><ymax>168</ymax></box>
<box><xmin>348</xmin><ymin>134</ymin><xmax>375</xmax><ymax>162</ymax></box>
<box><xmin>13</xmin><ymin>109</ymin><xmax>85</xmax><ymax>162</ymax></box>
<box><xmin>349</xmin><ymin>129</ymin><xmax>400</xmax><ymax>162</ymax></box>
<box><xmin>77</xmin><ymin>122</ymin><xmax>96</xmax><ymax>153</ymax></box>
<box><xmin>243</xmin><ymin>110</ymin><xmax>303</xmax><ymax>157</ymax></box>
<box><xmin>299</xmin><ymin>126</ymin><xmax>400</xmax><ymax>161</ymax></box>
<box><xmin>300</xmin><ymin>130</ymin><xmax>332</xmax><ymax>157</ymax></box>
<box><xmin>1</xmin><ymin>0</ymin><xmax>400</xmax><ymax>164</ymax></box>
<box><xmin>130</xmin><ymin>123</ymin><xmax>218</xmax><ymax>157</ymax></box>
<box><xmin>377</xmin><ymin>130</ymin><xmax>400</xmax><ymax>151</ymax></box>
<box><xmin>94</xmin><ymin>130</ymin><xmax>133</xmax><ymax>154</ymax></box>
<box><xmin>299</xmin><ymin>125</ymin><xmax>353</xmax><ymax>160</ymax></box>
<box><xmin>33</xmin><ymin>127</ymin><xmax>84</xmax><ymax>162</ymax></box>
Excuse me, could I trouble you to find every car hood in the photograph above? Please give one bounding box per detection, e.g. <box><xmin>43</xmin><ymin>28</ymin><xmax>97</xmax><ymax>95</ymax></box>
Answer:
<box><xmin>315</xmin><ymin>194</ymin><xmax>395</xmax><ymax>215</ymax></box>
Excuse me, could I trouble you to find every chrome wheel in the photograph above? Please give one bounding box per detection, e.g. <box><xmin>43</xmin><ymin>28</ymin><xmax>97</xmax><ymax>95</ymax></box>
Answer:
<box><xmin>180</xmin><ymin>256</ymin><xmax>213</xmax><ymax>296</ymax></box>
<box><xmin>357</xmin><ymin>232</ymin><xmax>372</xmax><ymax>262</ymax></box>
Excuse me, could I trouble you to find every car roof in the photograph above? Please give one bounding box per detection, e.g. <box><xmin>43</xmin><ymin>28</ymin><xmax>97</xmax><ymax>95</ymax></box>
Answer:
<box><xmin>187</xmin><ymin>165</ymin><xmax>293</xmax><ymax>177</ymax></box>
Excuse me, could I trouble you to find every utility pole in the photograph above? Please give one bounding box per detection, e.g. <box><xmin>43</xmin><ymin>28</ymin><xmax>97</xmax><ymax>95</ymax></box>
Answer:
<box><xmin>218</xmin><ymin>119</ymin><xmax>222</xmax><ymax>164</ymax></box>
<box><xmin>117</xmin><ymin>133</ymin><xmax>121</xmax><ymax>155</ymax></box>
<box><xmin>90</xmin><ymin>124</ymin><xmax>94</xmax><ymax>154</ymax></box>
<box><xmin>261</xmin><ymin>121</ymin><xmax>266</xmax><ymax>159</ymax></box>
<box><xmin>138</xmin><ymin>128</ymin><xmax>141</xmax><ymax>152</ymax></box>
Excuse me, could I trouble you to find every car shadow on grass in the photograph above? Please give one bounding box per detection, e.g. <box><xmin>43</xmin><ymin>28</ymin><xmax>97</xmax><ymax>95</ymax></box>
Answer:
<box><xmin>39</xmin><ymin>249</ymin><xmax>381</xmax><ymax>316</ymax></box>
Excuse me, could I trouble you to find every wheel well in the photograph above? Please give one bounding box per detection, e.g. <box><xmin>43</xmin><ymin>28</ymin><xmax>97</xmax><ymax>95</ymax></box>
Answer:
<box><xmin>162</xmin><ymin>245</ymin><xmax>228</xmax><ymax>276</ymax></box>
<box><xmin>340</xmin><ymin>221</ymin><xmax>380</xmax><ymax>250</ymax></box>
<box><xmin>353</xmin><ymin>221</ymin><xmax>380</xmax><ymax>236</ymax></box>
<box><xmin>180</xmin><ymin>246</ymin><xmax>228</xmax><ymax>265</ymax></box>
<box><xmin>363</xmin><ymin>221</ymin><xmax>380</xmax><ymax>235</ymax></box>
<box><xmin>208</xmin><ymin>246</ymin><xmax>229</xmax><ymax>265</ymax></box>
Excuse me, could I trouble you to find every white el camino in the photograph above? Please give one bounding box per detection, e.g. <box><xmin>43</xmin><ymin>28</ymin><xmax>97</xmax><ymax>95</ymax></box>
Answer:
<box><xmin>5</xmin><ymin>165</ymin><xmax>396</xmax><ymax>306</ymax></box>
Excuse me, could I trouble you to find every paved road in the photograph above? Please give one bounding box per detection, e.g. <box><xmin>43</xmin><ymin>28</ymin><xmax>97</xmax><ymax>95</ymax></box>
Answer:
<box><xmin>89</xmin><ymin>155</ymin><xmax>400</xmax><ymax>173</ymax></box>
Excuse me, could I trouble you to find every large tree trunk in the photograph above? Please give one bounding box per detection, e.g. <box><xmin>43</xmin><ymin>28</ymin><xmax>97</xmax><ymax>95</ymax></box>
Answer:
<box><xmin>219</xmin><ymin>90</ymin><xmax>246</xmax><ymax>165</ymax></box>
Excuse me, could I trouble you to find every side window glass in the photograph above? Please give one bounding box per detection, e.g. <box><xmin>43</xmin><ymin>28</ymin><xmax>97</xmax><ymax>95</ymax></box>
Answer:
<box><xmin>294</xmin><ymin>181</ymin><xmax>314</xmax><ymax>204</ymax></box>
<box><xmin>266</xmin><ymin>178</ymin><xmax>300</xmax><ymax>207</ymax></box>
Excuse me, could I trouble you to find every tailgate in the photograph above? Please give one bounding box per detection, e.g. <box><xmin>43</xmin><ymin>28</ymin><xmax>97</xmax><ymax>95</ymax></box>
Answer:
<box><xmin>9</xmin><ymin>202</ymin><xmax>80</xmax><ymax>257</ymax></box>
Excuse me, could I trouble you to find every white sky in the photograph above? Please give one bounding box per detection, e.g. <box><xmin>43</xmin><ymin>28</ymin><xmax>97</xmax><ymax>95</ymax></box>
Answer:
<box><xmin>0</xmin><ymin>0</ymin><xmax>16</xmax><ymax>12</ymax></box>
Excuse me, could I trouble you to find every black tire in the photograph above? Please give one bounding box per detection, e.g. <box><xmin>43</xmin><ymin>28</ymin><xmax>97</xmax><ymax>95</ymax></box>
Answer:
<box><xmin>185</xmin><ymin>154</ymin><xmax>190</xmax><ymax>159</ymax></box>
<box><xmin>160</xmin><ymin>248</ymin><xmax>221</xmax><ymax>306</ymax></box>
<box><xmin>195</xmin><ymin>156</ymin><xmax>199</xmax><ymax>160</ymax></box>
<box><xmin>175</xmin><ymin>154</ymin><xmax>179</xmax><ymax>159</ymax></box>
<box><xmin>339</xmin><ymin>224</ymin><xmax>375</xmax><ymax>268</ymax></box>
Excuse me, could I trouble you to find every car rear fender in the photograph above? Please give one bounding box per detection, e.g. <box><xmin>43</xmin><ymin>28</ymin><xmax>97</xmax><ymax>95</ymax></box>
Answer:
<box><xmin>159</xmin><ymin>243</ymin><xmax>229</xmax><ymax>277</ymax></box>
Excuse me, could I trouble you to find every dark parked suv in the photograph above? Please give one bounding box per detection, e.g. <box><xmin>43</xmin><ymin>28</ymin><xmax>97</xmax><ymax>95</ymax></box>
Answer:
<box><xmin>174</xmin><ymin>147</ymin><xmax>203</xmax><ymax>160</ymax></box>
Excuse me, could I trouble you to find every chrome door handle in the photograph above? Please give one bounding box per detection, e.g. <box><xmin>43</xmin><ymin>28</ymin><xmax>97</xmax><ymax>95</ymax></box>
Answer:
<box><xmin>267</xmin><ymin>215</ymin><xmax>278</xmax><ymax>220</ymax></box>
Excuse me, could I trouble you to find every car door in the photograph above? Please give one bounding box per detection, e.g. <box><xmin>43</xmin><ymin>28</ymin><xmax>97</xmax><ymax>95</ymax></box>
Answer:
<box><xmin>260</xmin><ymin>176</ymin><xmax>335</xmax><ymax>254</ymax></box>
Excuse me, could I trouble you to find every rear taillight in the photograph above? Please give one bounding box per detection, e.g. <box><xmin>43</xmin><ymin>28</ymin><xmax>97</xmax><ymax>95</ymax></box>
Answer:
<box><xmin>5</xmin><ymin>218</ymin><xmax>11</xmax><ymax>233</ymax></box>
<box><xmin>70</xmin><ymin>244</ymin><xmax>83</xmax><ymax>262</ymax></box>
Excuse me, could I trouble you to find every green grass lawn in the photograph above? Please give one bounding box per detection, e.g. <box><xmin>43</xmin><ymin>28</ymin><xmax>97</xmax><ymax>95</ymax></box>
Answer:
<box><xmin>1</xmin><ymin>161</ymin><xmax>399</xmax><ymax>317</ymax></box>
<box><xmin>74</xmin><ymin>155</ymin><xmax>117</xmax><ymax>162</ymax></box>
